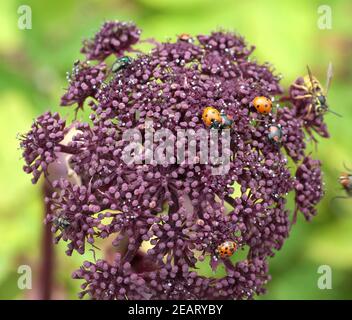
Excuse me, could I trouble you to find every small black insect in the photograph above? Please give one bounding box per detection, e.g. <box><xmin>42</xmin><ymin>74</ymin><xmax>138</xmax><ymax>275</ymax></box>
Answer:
<box><xmin>53</xmin><ymin>216</ymin><xmax>70</xmax><ymax>230</ymax></box>
<box><xmin>268</xmin><ymin>124</ymin><xmax>283</xmax><ymax>145</ymax></box>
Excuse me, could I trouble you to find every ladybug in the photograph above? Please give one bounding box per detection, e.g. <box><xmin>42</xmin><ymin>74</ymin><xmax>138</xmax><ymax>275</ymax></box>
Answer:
<box><xmin>202</xmin><ymin>107</ymin><xmax>233</xmax><ymax>129</ymax></box>
<box><xmin>252</xmin><ymin>96</ymin><xmax>272</xmax><ymax>114</ymax></box>
<box><xmin>178</xmin><ymin>33</ymin><xmax>193</xmax><ymax>42</ymax></box>
<box><xmin>202</xmin><ymin>106</ymin><xmax>222</xmax><ymax>128</ymax></box>
<box><xmin>217</xmin><ymin>241</ymin><xmax>237</xmax><ymax>259</ymax></box>
<box><xmin>268</xmin><ymin>124</ymin><xmax>283</xmax><ymax>144</ymax></box>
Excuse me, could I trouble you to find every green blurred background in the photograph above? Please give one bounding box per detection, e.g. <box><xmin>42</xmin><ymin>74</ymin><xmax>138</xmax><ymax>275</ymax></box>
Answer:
<box><xmin>0</xmin><ymin>0</ymin><xmax>352</xmax><ymax>299</ymax></box>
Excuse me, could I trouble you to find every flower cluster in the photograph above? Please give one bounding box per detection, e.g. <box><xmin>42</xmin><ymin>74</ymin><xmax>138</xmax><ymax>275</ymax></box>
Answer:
<box><xmin>81</xmin><ymin>21</ymin><xmax>141</xmax><ymax>61</ymax></box>
<box><xmin>45</xmin><ymin>178</ymin><xmax>104</xmax><ymax>255</ymax></box>
<box><xmin>73</xmin><ymin>253</ymin><xmax>269</xmax><ymax>300</ymax></box>
<box><xmin>293</xmin><ymin>156</ymin><xmax>324</xmax><ymax>223</ymax></box>
<box><xmin>20</xmin><ymin>21</ymin><xmax>330</xmax><ymax>300</ymax></box>
<box><xmin>20</xmin><ymin>112</ymin><xmax>67</xmax><ymax>183</ymax></box>
<box><xmin>72</xmin><ymin>254</ymin><xmax>151</xmax><ymax>300</ymax></box>
<box><xmin>61</xmin><ymin>61</ymin><xmax>107</xmax><ymax>111</ymax></box>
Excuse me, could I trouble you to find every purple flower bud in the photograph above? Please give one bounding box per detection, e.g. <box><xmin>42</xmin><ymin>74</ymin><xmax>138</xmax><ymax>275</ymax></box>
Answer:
<box><xmin>61</xmin><ymin>61</ymin><xmax>107</xmax><ymax>110</ymax></box>
<box><xmin>20</xmin><ymin>112</ymin><xmax>67</xmax><ymax>183</ymax></box>
<box><xmin>81</xmin><ymin>21</ymin><xmax>141</xmax><ymax>61</ymax></box>
<box><xmin>293</xmin><ymin>156</ymin><xmax>324</xmax><ymax>223</ymax></box>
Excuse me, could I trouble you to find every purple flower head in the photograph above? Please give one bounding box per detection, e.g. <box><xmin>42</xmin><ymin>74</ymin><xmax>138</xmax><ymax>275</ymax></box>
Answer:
<box><xmin>81</xmin><ymin>21</ymin><xmax>141</xmax><ymax>61</ymax></box>
<box><xmin>72</xmin><ymin>253</ymin><xmax>151</xmax><ymax>300</ymax></box>
<box><xmin>276</xmin><ymin>106</ymin><xmax>306</xmax><ymax>162</ymax></box>
<box><xmin>45</xmin><ymin>178</ymin><xmax>104</xmax><ymax>255</ymax></box>
<box><xmin>293</xmin><ymin>156</ymin><xmax>324</xmax><ymax>223</ymax></box>
<box><xmin>20</xmin><ymin>21</ymin><xmax>330</xmax><ymax>300</ymax></box>
<box><xmin>197</xmin><ymin>31</ymin><xmax>254</xmax><ymax>59</ymax></box>
<box><xmin>206</xmin><ymin>258</ymin><xmax>270</xmax><ymax>299</ymax></box>
<box><xmin>20</xmin><ymin>112</ymin><xmax>67</xmax><ymax>183</ymax></box>
<box><xmin>61</xmin><ymin>60</ymin><xmax>107</xmax><ymax>110</ymax></box>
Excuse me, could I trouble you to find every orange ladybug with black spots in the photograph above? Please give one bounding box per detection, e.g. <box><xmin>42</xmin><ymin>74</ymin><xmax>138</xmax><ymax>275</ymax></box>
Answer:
<box><xmin>217</xmin><ymin>241</ymin><xmax>237</xmax><ymax>259</ymax></box>
<box><xmin>202</xmin><ymin>106</ymin><xmax>222</xmax><ymax>128</ymax></box>
<box><xmin>252</xmin><ymin>96</ymin><xmax>272</xmax><ymax>114</ymax></box>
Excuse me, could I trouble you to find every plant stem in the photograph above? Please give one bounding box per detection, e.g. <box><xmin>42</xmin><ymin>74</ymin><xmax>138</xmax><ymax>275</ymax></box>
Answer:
<box><xmin>40</xmin><ymin>181</ymin><xmax>54</xmax><ymax>300</ymax></box>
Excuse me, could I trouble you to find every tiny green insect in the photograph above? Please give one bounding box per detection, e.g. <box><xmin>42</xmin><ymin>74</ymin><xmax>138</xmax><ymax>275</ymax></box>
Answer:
<box><xmin>112</xmin><ymin>56</ymin><xmax>132</xmax><ymax>73</ymax></box>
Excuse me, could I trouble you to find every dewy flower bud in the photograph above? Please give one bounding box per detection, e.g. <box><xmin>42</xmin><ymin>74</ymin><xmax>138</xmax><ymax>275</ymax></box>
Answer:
<box><xmin>61</xmin><ymin>61</ymin><xmax>107</xmax><ymax>110</ymax></box>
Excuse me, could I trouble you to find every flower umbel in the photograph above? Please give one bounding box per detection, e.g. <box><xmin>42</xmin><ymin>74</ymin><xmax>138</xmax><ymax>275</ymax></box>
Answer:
<box><xmin>20</xmin><ymin>21</ymin><xmax>330</xmax><ymax>300</ymax></box>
